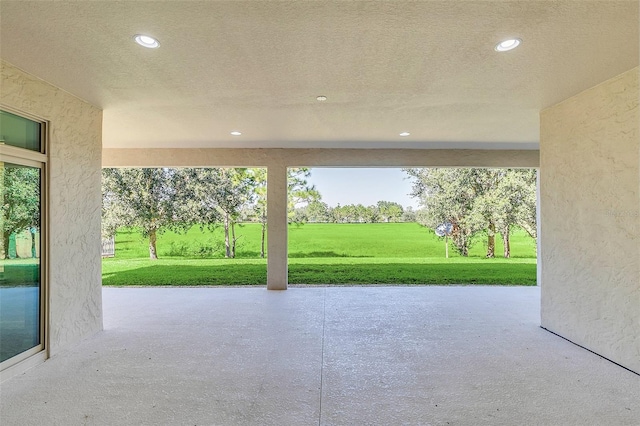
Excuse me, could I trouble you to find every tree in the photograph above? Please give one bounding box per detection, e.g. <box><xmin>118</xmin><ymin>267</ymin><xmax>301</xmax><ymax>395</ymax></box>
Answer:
<box><xmin>401</xmin><ymin>206</ymin><xmax>417</xmax><ymax>223</ymax></box>
<box><xmin>376</xmin><ymin>201</ymin><xmax>404</xmax><ymax>222</ymax></box>
<box><xmin>102</xmin><ymin>168</ymin><xmax>196</xmax><ymax>259</ymax></box>
<box><xmin>405</xmin><ymin>168</ymin><xmax>482</xmax><ymax>256</ymax></box>
<box><xmin>332</xmin><ymin>204</ymin><xmax>349</xmax><ymax>223</ymax></box>
<box><xmin>353</xmin><ymin>204</ymin><xmax>368</xmax><ymax>223</ymax></box>
<box><xmin>287</xmin><ymin>168</ymin><xmax>320</xmax><ymax>223</ymax></box>
<box><xmin>251</xmin><ymin>168</ymin><xmax>269</xmax><ymax>257</ymax></box>
<box><xmin>495</xmin><ymin>169</ymin><xmax>537</xmax><ymax>257</ymax></box>
<box><xmin>184</xmin><ymin>168</ymin><xmax>255</xmax><ymax>259</ymax></box>
<box><xmin>306</xmin><ymin>201</ymin><xmax>331</xmax><ymax>223</ymax></box>
<box><xmin>464</xmin><ymin>169</ymin><xmax>538</xmax><ymax>258</ymax></box>
<box><xmin>290</xmin><ymin>206</ymin><xmax>309</xmax><ymax>224</ymax></box>
<box><xmin>1</xmin><ymin>165</ymin><xmax>40</xmax><ymax>258</ymax></box>
<box><xmin>466</xmin><ymin>169</ymin><xmax>503</xmax><ymax>258</ymax></box>
<box><xmin>405</xmin><ymin>168</ymin><xmax>537</xmax><ymax>258</ymax></box>
<box><xmin>343</xmin><ymin>204</ymin><xmax>358</xmax><ymax>222</ymax></box>
<box><xmin>362</xmin><ymin>205</ymin><xmax>379</xmax><ymax>223</ymax></box>
<box><xmin>511</xmin><ymin>170</ymin><xmax>538</xmax><ymax>240</ymax></box>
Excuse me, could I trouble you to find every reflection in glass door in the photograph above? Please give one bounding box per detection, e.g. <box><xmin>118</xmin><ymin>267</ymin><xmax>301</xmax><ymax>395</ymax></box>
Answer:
<box><xmin>0</xmin><ymin>162</ymin><xmax>42</xmax><ymax>363</ymax></box>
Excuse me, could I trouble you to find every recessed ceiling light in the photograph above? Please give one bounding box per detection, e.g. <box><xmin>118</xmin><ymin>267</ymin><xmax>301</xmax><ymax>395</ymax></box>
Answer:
<box><xmin>316</xmin><ymin>96</ymin><xmax>327</xmax><ymax>101</ymax></box>
<box><xmin>399</xmin><ymin>132</ymin><xmax>410</xmax><ymax>137</ymax></box>
<box><xmin>494</xmin><ymin>38</ymin><xmax>521</xmax><ymax>52</ymax></box>
<box><xmin>230</xmin><ymin>131</ymin><xmax>242</xmax><ymax>136</ymax></box>
<box><xmin>134</xmin><ymin>34</ymin><xmax>160</xmax><ymax>49</ymax></box>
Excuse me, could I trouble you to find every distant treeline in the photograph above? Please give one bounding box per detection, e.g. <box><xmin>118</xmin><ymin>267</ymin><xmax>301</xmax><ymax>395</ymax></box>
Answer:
<box><xmin>287</xmin><ymin>201</ymin><xmax>414</xmax><ymax>224</ymax></box>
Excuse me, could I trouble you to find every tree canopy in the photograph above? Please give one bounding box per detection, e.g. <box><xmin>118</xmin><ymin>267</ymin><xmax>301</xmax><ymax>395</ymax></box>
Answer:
<box><xmin>1</xmin><ymin>165</ymin><xmax>40</xmax><ymax>258</ymax></box>
<box><xmin>102</xmin><ymin>168</ymin><xmax>198</xmax><ymax>259</ymax></box>
<box><xmin>103</xmin><ymin>167</ymin><xmax>320</xmax><ymax>259</ymax></box>
<box><xmin>404</xmin><ymin>168</ymin><xmax>536</xmax><ymax>257</ymax></box>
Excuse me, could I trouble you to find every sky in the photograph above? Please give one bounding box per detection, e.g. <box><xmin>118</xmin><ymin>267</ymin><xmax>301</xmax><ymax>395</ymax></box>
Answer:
<box><xmin>305</xmin><ymin>168</ymin><xmax>420</xmax><ymax>209</ymax></box>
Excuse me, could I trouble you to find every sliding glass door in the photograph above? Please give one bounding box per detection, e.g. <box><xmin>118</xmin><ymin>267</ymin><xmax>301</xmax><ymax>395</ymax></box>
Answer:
<box><xmin>0</xmin><ymin>110</ymin><xmax>46</xmax><ymax>369</ymax></box>
<box><xmin>0</xmin><ymin>163</ymin><xmax>42</xmax><ymax>362</ymax></box>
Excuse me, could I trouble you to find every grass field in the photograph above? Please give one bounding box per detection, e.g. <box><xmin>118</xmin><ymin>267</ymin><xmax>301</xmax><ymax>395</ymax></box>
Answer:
<box><xmin>0</xmin><ymin>259</ymin><xmax>40</xmax><ymax>287</ymax></box>
<box><xmin>102</xmin><ymin>223</ymin><xmax>537</xmax><ymax>286</ymax></box>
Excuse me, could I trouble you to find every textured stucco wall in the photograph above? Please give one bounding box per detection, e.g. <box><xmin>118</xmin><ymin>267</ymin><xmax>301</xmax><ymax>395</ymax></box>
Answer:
<box><xmin>1</xmin><ymin>61</ymin><xmax>103</xmax><ymax>356</ymax></box>
<box><xmin>540</xmin><ymin>67</ymin><xmax>639</xmax><ymax>373</ymax></box>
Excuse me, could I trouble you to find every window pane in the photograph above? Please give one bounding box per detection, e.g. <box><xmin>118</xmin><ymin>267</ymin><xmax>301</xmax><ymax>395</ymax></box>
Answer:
<box><xmin>0</xmin><ymin>162</ymin><xmax>41</xmax><ymax>363</ymax></box>
<box><xmin>0</xmin><ymin>111</ymin><xmax>41</xmax><ymax>152</ymax></box>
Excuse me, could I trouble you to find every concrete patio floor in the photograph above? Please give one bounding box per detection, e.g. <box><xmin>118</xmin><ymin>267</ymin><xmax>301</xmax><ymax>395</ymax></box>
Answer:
<box><xmin>1</xmin><ymin>286</ymin><xmax>638</xmax><ymax>425</ymax></box>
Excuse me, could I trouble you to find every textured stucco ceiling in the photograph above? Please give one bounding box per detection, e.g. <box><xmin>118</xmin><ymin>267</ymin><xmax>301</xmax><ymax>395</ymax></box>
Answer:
<box><xmin>0</xmin><ymin>1</ymin><xmax>638</xmax><ymax>149</ymax></box>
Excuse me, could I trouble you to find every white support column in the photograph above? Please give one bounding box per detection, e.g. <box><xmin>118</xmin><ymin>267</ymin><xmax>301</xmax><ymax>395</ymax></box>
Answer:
<box><xmin>267</xmin><ymin>164</ymin><xmax>288</xmax><ymax>290</ymax></box>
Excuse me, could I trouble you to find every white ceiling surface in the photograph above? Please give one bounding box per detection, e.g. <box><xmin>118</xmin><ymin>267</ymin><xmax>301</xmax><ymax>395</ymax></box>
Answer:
<box><xmin>0</xmin><ymin>1</ymin><xmax>638</xmax><ymax>150</ymax></box>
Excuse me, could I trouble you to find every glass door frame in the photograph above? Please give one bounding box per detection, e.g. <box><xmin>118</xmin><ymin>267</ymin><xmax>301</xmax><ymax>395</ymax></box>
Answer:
<box><xmin>0</xmin><ymin>105</ymin><xmax>48</xmax><ymax>372</ymax></box>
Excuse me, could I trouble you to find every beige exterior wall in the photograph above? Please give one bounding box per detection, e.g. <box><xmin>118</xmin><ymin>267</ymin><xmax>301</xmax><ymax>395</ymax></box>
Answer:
<box><xmin>540</xmin><ymin>67</ymin><xmax>639</xmax><ymax>373</ymax></box>
<box><xmin>102</xmin><ymin>148</ymin><xmax>539</xmax><ymax>168</ymax></box>
<box><xmin>1</xmin><ymin>61</ymin><xmax>103</xmax><ymax>356</ymax></box>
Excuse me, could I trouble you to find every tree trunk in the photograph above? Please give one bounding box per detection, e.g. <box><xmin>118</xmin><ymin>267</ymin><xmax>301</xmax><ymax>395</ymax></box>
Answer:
<box><xmin>2</xmin><ymin>231</ymin><xmax>9</xmax><ymax>260</ymax></box>
<box><xmin>502</xmin><ymin>225</ymin><xmax>511</xmax><ymax>258</ymax></box>
<box><xmin>231</xmin><ymin>221</ymin><xmax>236</xmax><ymax>259</ymax></box>
<box><xmin>148</xmin><ymin>228</ymin><xmax>158</xmax><ymax>259</ymax></box>
<box><xmin>260</xmin><ymin>215</ymin><xmax>266</xmax><ymax>258</ymax></box>
<box><xmin>453</xmin><ymin>225</ymin><xmax>469</xmax><ymax>257</ymax></box>
<box><xmin>486</xmin><ymin>222</ymin><xmax>495</xmax><ymax>258</ymax></box>
<box><xmin>224</xmin><ymin>213</ymin><xmax>231</xmax><ymax>258</ymax></box>
<box><xmin>31</xmin><ymin>229</ymin><xmax>37</xmax><ymax>258</ymax></box>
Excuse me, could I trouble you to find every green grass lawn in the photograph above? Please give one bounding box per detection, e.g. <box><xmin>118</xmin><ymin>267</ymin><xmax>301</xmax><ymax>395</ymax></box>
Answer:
<box><xmin>0</xmin><ymin>259</ymin><xmax>40</xmax><ymax>287</ymax></box>
<box><xmin>102</xmin><ymin>223</ymin><xmax>537</xmax><ymax>286</ymax></box>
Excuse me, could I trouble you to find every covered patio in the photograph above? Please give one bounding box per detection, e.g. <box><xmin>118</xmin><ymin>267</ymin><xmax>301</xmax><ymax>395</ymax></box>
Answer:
<box><xmin>0</xmin><ymin>1</ymin><xmax>638</xmax><ymax>423</ymax></box>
